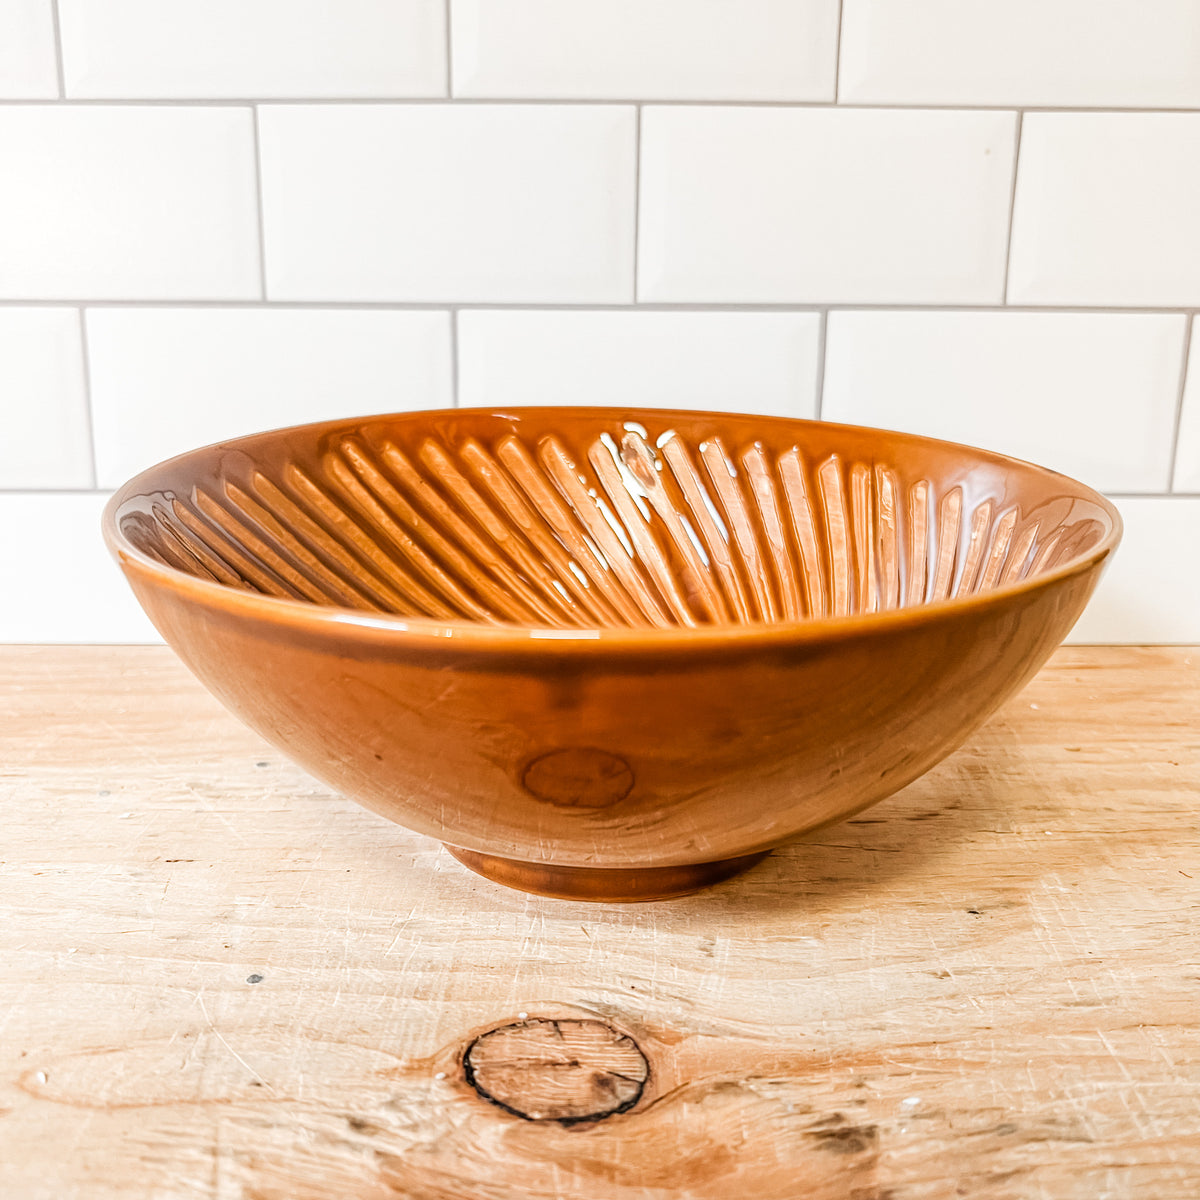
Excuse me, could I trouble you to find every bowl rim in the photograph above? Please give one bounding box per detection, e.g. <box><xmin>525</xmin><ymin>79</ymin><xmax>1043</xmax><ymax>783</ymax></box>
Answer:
<box><xmin>102</xmin><ymin>406</ymin><xmax>1123</xmax><ymax>653</ymax></box>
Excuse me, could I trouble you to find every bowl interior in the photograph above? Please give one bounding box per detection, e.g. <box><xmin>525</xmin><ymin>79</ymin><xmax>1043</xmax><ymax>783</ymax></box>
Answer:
<box><xmin>112</xmin><ymin>408</ymin><xmax>1117</xmax><ymax>630</ymax></box>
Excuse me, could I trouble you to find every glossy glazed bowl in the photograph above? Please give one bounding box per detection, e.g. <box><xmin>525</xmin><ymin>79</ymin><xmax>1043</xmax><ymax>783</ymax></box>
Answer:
<box><xmin>104</xmin><ymin>407</ymin><xmax>1120</xmax><ymax>901</ymax></box>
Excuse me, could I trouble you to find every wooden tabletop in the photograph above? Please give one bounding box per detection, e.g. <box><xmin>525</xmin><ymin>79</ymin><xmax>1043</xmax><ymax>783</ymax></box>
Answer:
<box><xmin>1</xmin><ymin>645</ymin><xmax>1198</xmax><ymax>1199</ymax></box>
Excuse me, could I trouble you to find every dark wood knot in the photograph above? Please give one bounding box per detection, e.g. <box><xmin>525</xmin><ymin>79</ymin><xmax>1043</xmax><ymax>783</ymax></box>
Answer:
<box><xmin>521</xmin><ymin>748</ymin><xmax>634</xmax><ymax>808</ymax></box>
<box><xmin>463</xmin><ymin>1018</ymin><xmax>649</xmax><ymax>1123</ymax></box>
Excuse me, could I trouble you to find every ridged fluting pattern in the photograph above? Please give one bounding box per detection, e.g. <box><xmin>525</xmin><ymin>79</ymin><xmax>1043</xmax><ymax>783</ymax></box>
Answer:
<box><xmin>121</xmin><ymin>428</ymin><xmax>1096</xmax><ymax>629</ymax></box>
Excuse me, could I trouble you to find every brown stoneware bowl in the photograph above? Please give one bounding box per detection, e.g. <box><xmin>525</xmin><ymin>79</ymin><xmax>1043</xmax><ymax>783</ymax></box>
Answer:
<box><xmin>103</xmin><ymin>407</ymin><xmax>1120</xmax><ymax>901</ymax></box>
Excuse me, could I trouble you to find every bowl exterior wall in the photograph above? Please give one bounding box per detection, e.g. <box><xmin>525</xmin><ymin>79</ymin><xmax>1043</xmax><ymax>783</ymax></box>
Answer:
<box><xmin>119</xmin><ymin>555</ymin><xmax>1104</xmax><ymax>868</ymax></box>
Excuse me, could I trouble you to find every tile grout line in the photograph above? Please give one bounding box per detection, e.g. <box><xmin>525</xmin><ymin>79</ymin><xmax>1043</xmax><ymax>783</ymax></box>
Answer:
<box><xmin>48</xmin><ymin>0</ymin><xmax>66</xmax><ymax>98</ymax></box>
<box><xmin>1106</xmin><ymin>492</ymin><xmax>1199</xmax><ymax>500</ymax></box>
<box><xmin>0</xmin><ymin>300</ymin><xmax>1197</xmax><ymax>315</ymax></box>
<box><xmin>443</xmin><ymin>0</ymin><xmax>454</xmax><ymax>98</ymax></box>
<box><xmin>1001</xmin><ymin>110</ymin><xmax>1024</xmax><ymax>303</ymax></box>
<box><xmin>4</xmin><ymin>97</ymin><xmax>1200</xmax><ymax>112</ymax></box>
<box><xmin>449</xmin><ymin>307</ymin><xmax>460</xmax><ymax>408</ymax></box>
<box><xmin>632</xmin><ymin>105</ymin><xmax>642</xmax><ymax>303</ymax></box>
<box><xmin>76</xmin><ymin>308</ymin><xmax>99</xmax><ymax>489</ymax></box>
<box><xmin>833</xmin><ymin>0</ymin><xmax>845</xmax><ymax>104</ymax></box>
<box><xmin>813</xmin><ymin>310</ymin><xmax>829</xmax><ymax>420</ymax></box>
<box><xmin>249</xmin><ymin>106</ymin><xmax>269</xmax><ymax>300</ymax></box>
<box><xmin>5</xmin><ymin>484</ymin><xmax>1196</xmax><ymax>499</ymax></box>
<box><xmin>1168</xmin><ymin>313</ymin><xmax>1194</xmax><ymax>491</ymax></box>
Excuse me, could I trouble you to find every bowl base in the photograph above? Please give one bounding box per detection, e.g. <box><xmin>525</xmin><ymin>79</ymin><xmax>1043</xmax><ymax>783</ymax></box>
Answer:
<box><xmin>444</xmin><ymin>845</ymin><xmax>769</xmax><ymax>902</ymax></box>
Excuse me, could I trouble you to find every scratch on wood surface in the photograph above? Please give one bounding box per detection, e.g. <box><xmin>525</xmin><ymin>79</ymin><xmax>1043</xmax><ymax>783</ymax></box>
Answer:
<box><xmin>1093</xmin><ymin>1028</ymin><xmax>1156</xmax><ymax>1141</ymax></box>
<box><xmin>195</xmin><ymin>993</ymin><xmax>272</xmax><ymax>1094</ymax></box>
<box><xmin>179</xmin><ymin>782</ymin><xmax>251</xmax><ymax>848</ymax></box>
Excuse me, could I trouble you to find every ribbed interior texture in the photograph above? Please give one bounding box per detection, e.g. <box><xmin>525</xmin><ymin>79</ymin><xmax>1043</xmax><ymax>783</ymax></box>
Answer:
<box><xmin>118</xmin><ymin>423</ymin><xmax>1109</xmax><ymax>629</ymax></box>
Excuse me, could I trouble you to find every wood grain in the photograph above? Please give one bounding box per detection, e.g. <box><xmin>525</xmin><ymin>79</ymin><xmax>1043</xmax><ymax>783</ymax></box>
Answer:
<box><xmin>0</xmin><ymin>646</ymin><xmax>1197</xmax><ymax>1199</ymax></box>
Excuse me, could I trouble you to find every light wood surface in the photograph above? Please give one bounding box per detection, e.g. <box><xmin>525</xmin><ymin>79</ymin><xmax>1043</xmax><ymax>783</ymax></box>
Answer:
<box><xmin>1</xmin><ymin>645</ymin><xmax>1197</xmax><ymax>1199</ymax></box>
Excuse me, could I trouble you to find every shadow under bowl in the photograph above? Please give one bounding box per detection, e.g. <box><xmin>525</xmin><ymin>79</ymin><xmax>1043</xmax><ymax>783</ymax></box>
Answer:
<box><xmin>103</xmin><ymin>407</ymin><xmax>1120</xmax><ymax>901</ymax></box>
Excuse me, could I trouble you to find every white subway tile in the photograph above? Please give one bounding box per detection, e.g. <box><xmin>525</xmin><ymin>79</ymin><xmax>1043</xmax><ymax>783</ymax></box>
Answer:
<box><xmin>1067</xmin><ymin>499</ymin><xmax>1200</xmax><ymax>644</ymax></box>
<box><xmin>88</xmin><ymin>308</ymin><xmax>452</xmax><ymax>488</ymax></box>
<box><xmin>0</xmin><ymin>309</ymin><xmax>91</xmax><ymax>489</ymax></box>
<box><xmin>840</xmin><ymin>0</ymin><xmax>1200</xmax><ymax>108</ymax></box>
<box><xmin>639</xmin><ymin>107</ymin><xmax>1015</xmax><ymax>304</ymax></box>
<box><xmin>0</xmin><ymin>107</ymin><xmax>259</xmax><ymax>300</ymax></box>
<box><xmin>1173</xmin><ymin>321</ymin><xmax>1200</xmax><ymax>492</ymax></box>
<box><xmin>59</xmin><ymin>0</ymin><xmax>445</xmax><ymax>99</ymax></box>
<box><xmin>1009</xmin><ymin>114</ymin><xmax>1200</xmax><ymax>307</ymax></box>
<box><xmin>822</xmin><ymin>311</ymin><xmax>1184</xmax><ymax>493</ymax></box>
<box><xmin>452</xmin><ymin>0</ymin><xmax>838</xmax><ymax>100</ymax></box>
<box><xmin>0</xmin><ymin>0</ymin><xmax>57</xmax><ymax>96</ymax></box>
<box><xmin>457</xmin><ymin>310</ymin><xmax>821</xmax><ymax>417</ymax></box>
<box><xmin>260</xmin><ymin>105</ymin><xmax>635</xmax><ymax>302</ymax></box>
<box><xmin>0</xmin><ymin>493</ymin><xmax>160</xmax><ymax>642</ymax></box>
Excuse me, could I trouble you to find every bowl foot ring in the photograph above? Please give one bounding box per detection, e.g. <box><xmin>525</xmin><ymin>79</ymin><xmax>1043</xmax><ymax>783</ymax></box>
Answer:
<box><xmin>444</xmin><ymin>845</ymin><xmax>769</xmax><ymax>902</ymax></box>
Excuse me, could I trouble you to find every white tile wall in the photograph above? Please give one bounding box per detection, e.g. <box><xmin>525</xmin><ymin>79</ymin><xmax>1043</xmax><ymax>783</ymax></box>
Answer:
<box><xmin>1173</xmin><ymin>321</ymin><xmax>1200</xmax><ymax>493</ymax></box>
<box><xmin>2</xmin><ymin>6</ymin><xmax>1198</xmax><ymax>642</ymax></box>
<box><xmin>457</xmin><ymin>310</ymin><xmax>821</xmax><ymax>417</ymax></box>
<box><xmin>822</xmin><ymin>311</ymin><xmax>1186</xmax><ymax>492</ymax></box>
<box><xmin>88</xmin><ymin>308</ymin><xmax>452</xmax><ymax>487</ymax></box>
<box><xmin>0</xmin><ymin>107</ymin><xmax>260</xmax><ymax>300</ymax></box>
<box><xmin>0</xmin><ymin>0</ymin><xmax>58</xmax><ymax>97</ymax></box>
<box><xmin>451</xmin><ymin>0</ymin><xmax>839</xmax><ymax>101</ymax></box>
<box><xmin>1009</xmin><ymin>114</ymin><xmax>1200</xmax><ymax>307</ymax></box>
<box><xmin>0</xmin><ymin>493</ymin><xmax>160</xmax><ymax>642</ymax></box>
<box><xmin>1067</xmin><ymin>500</ymin><xmax>1200</xmax><ymax>644</ymax></box>
<box><xmin>840</xmin><ymin>0</ymin><xmax>1200</xmax><ymax>108</ymax></box>
<box><xmin>0</xmin><ymin>309</ymin><xmax>91</xmax><ymax>489</ymax></box>
<box><xmin>259</xmin><ymin>105</ymin><xmax>636</xmax><ymax>302</ymax></box>
<box><xmin>638</xmin><ymin>107</ymin><xmax>1016</xmax><ymax>304</ymax></box>
<box><xmin>58</xmin><ymin>0</ymin><xmax>446</xmax><ymax>99</ymax></box>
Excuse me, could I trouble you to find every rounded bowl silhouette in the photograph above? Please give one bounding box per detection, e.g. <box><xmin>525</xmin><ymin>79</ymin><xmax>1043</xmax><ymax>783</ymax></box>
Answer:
<box><xmin>103</xmin><ymin>407</ymin><xmax>1120</xmax><ymax>901</ymax></box>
